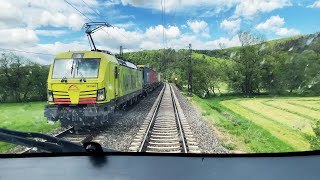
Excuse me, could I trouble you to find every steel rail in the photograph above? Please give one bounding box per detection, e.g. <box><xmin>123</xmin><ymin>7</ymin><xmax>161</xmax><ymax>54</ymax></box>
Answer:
<box><xmin>138</xmin><ymin>84</ymin><xmax>166</xmax><ymax>152</ymax></box>
<box><xmin>169</xmin><ymin>84</ymin><xmax>187</xmax><ymax>153</ymax></box>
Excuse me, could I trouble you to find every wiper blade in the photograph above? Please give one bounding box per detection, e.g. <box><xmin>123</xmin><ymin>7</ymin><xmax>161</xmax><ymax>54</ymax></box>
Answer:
<box><xmin>0</xmin><ymin>128</ymin><xmax>85</xmax><ymax>153</ymax></box>
<box><xmin>76</xmin><ymin>61</ymin><xmax>86</xmax><ymax>82</ymax></box>
<box><xmin>61</xmin><ymin>76</ymin><xmax>68</xmax><ymax>83</ymax></box>
<box><xmin>0</xmin><ymin>128</ymin><xmax>119</xmax><ymax>153</ymax></box>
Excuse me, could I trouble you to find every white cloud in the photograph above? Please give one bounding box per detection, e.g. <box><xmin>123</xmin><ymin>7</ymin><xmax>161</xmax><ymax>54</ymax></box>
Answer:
<box><xmin>187</xmin><ymin>20</ymin><xmax>210</xmax><ymax>38</ymax></box>
<box><xmin>307</xmin><ymin>0</ymin><xmax>320</xmax><ymax>8</ymax></box>
<box><xmin>181</xmin><ymin>24</ymin><xmax>187</xmax><ymax>29</ymax></box>
<box><xmin>91</xmin><ymin>22</ymin><xmax>240</xmax><ymax>53</ymax></box>
<box><xmin>168</xmin><ymin>34</ymin><xmax>241</xmax><ymax>50</ymax></box>
<box><xmin>35</xmin><ymin>30</ymin><xmax>67</xmax><ymax>37</ymax></box>
<box><xmin>0</xmin><ymin>0</ymin><xmax>93</xmax><ymax>30</ymax></box>
<box><xmin>11</xmin><ymin>41</ymin><xmax>89</xmax><ymax>64</ymax></box>
<box><xmin>220</xmin><ymin>19</ymin><xmax>241</xmax><ymax>33</ymax></box>
<box><xmin>0</xmin><ymin>1</ymin><xmax>23</xmax><ymax>27</ymax></box>
<box><xmin>233</xmin><ymin>0</ymin><xmax>291</xmax><ymax>18</ymax></box>
<box><xmin>0</xmin><ymin>28</ymin><xmax>39</xmax><ymax>47</ymax></box>
<box><xmin>119</xmin><ymin>0</ymin><xmax>238</xmax><ymax>13</ymax></box>
<box><xmin>92</xmin><ymin>24</ymin><xmax>181</xmax><ymax>51</ymax></box>
<box><xmin>275</xmin><ymin>28</ymin><xmax>300</xmax><ymax>36</ymax></box>
<box><xmin>145</xmin><ymin>25</ymin><xmax>180</xmax><ymax>40</ymax></box>
<box><xmin>187</xmin><ymin>20</ymin><xmax>207</xmax><ymax>33</ymax></box>
<box><xmin>205</xmin><ymin>36</ymin><xmax>241</xmax><ymax>49</ymax></box>
<box><xmin>255</xmin><ymin>15</ymin><xmax>284</xmax><ymax>30</ymax></box>
<box><xmin>255</xmin><ymin>15</ymin><xmax>300</xmax><ymax>36</ymax></box>
<box><xmin>1</xmin><ymin>25</ymin><xmax>241</xmax><ymax>64</ymax></box>
<box><xmin>37</xmin><ymin>11</ymin><xmax>85</xmax><ymax>31</ymax></box>
<box><xmin>114</xmin><ymin>21</ymin><xmax>136</xmax><ymax>29</ymax></box>
<box><xmin>34</xmin><ymin>41</ymin><xmax>88</xmax><ymax>55</ymax></box>
<box><xmin>117</xmin><ymin>0</ymin><xmax>290</xmax><ymax>18</ymax></box>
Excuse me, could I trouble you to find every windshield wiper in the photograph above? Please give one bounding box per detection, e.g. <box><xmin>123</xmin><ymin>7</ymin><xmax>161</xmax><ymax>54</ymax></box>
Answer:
<box><xmin>0</xmin><ymin>128</ymin><xmax>84</xmax><ymax>152</ymax></box>
<box><xmin>61</xmin><ymin>60</ymin><xmax>75</xmax><ymax>82</ymax></box>
<box><xmin>0</xmin><ymin>128</ymin><xmax>116</xmax><ymax>153</ymax></box>
<box><xmin>61</xmin><ymin>76</ymin><xmax>68</xmax><ymax>83</ymax></box>
<box><xmin>76</xmin><ymin>62</ymin><xmax>87</xmax><ymax>82</ymax></box>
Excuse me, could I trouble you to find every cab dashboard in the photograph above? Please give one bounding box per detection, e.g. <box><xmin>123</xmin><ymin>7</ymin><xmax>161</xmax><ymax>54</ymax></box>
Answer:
<box><xmin>0</xmin><ymin>151</ymin><xmax>319</xmax><ymax>180</ymax></box>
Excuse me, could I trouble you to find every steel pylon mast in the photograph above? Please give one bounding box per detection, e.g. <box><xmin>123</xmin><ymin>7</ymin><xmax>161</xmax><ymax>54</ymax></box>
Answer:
<box><xmin>188</xmin><ymin>43</ymin><xmax>192</xmax><ymax>95</ymax></box>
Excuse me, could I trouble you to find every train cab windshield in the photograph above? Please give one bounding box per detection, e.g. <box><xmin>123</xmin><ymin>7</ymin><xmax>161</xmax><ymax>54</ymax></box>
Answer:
<box><xmin>1</xmin><ymin>0</ymin><xmax>320</xmax><ymax>156</ymax></box>
<box><xmin>52</xmin><ymin>58</ymin><xmax>100</xmax><ymax>79</ymax></box>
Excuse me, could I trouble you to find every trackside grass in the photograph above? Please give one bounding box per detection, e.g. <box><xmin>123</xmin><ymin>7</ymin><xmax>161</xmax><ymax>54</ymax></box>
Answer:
<box><xmin>190</xmin><ymin>96</ymin><xmax>320</xmax><ymax>153</ymax></box>
<box><xmin>0</xmin><ymin>102</ymin><xmax>59</xmax><ymax>153</ymax></box>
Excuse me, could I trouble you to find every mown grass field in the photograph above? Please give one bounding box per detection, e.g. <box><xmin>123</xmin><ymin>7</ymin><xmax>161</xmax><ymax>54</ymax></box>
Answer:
<box><xmin>191</xmin><ymin>96</ymin><xmax>320</xmax><ymax>153</ymax></box>
<box><xmin>0</xmin><ymin>102</ymin><xmax>59</xmax><ymax>153</ymax></box>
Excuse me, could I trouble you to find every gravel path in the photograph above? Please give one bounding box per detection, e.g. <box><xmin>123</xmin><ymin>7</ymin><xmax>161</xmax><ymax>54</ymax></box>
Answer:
<box><xmin>172</xmin><ymin>85</ymin><xmax>228</xmax><ymax>154</ymax></box>
<box><xmin>97</xmin><ymin>84</ymin><xmax>164</xmax><ymax>151</ymax></box>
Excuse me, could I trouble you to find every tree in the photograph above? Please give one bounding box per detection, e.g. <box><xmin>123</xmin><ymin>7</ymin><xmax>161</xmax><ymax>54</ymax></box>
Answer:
<box><xmin>229</xmin><ymin>31</ymin><xmax>265</xmax><ymax>96</ymax></box>
<box><xmin>0</xmin><ymin>53</ymin><xmax>49</xmax><ymax>102</ymax></box>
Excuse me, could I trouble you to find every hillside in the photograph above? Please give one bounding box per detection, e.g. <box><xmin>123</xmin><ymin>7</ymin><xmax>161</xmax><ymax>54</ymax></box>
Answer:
<box><xmin>194</xmin><ymin>32</ymin><xmax>320</xmax><ymax>59</ymax></box>
<box><xmin>122</xmin><ymin>32</ymin><xmax>320</xmax><ymax>97</ymax></box>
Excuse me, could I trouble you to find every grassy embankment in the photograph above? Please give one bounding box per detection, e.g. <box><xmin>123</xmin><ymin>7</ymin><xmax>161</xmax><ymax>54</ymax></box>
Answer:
<box><xmin>190</xmin><ymin>95</ymin><xmax>320</xmax><ymax>153</ymax></box>
<box><xmin>0</xmin><ymin>102</ymin><xmax>59</xmax><ymax>153</ymax></box>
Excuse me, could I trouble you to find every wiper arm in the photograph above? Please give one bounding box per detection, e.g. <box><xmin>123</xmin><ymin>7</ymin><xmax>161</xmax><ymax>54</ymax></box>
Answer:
<box><xmin>76</xmin><ymin>62</ymin><xmax>87</xmax><ymax>82</ymax></box>
<box><xmin>61</xmin><ymin>76</ymin><xmax>68</xmax><ymax>83</ymax></box>
<box><xmin>79</xmin><ymin>71</ymin><xmax>87</xmax><ymax>82</ymax></box>
<box><xmin>0</xmin><ymin>128</ymin><xmax>85</xmax><ymax>153</ymax></box>
<box><xmin>0</xmin><ymin>128</ymin><xmax>118</xmax><ymax>153</ymax></box>
<box><xmin>61</xmin><ymin>60</ymin><xmax>75</xmax><ymax>82</ymax></box>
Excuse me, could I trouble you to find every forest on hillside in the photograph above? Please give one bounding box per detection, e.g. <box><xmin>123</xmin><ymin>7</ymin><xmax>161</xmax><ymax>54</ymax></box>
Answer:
<box><xmin>123</xmin><ymin>32</ymin><xmax>320</xmax><ymax>97</ymax></box>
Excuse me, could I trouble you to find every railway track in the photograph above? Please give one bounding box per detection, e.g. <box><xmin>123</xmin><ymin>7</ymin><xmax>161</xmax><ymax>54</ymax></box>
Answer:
<box><xmin>129</xmin><ymin>83</ymin><xmax>200</xmax><ymax>153</ymax></box>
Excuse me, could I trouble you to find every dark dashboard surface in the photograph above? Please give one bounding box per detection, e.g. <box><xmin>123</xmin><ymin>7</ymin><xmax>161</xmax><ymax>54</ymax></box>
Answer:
<box><xmin>0</xmin><ymin>153</ymin><xmax>319</xmax><ymax>180</ymax></box>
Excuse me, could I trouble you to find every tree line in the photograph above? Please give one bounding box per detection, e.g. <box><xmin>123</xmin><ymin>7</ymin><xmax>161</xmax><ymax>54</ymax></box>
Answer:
<box><xmin>0</xmin><ymin>53</ymin><xmax>49</xmax><ymax>102</ymax></box>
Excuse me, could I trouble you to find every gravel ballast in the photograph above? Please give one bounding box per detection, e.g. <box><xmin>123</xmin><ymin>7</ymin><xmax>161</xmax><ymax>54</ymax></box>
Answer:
<box><xmin>97</xmin><ymin>84</ymin><xmax>164</xmax><ymax>151</ymax></box>
<box><xmin>172</xmin><ymin>85</ymin><xmax>228</xmax><ymax>154</ymax></box>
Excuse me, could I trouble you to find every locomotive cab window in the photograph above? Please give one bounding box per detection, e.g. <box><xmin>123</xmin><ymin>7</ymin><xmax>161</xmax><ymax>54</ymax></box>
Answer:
<box><xmin>52</xmin><ymin>58</ymin><xmax>100</xmax><ymax>79</ymax></box>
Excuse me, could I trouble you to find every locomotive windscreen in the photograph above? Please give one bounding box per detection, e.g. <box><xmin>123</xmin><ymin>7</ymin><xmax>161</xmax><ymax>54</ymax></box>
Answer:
<box><xmin>52</xmin><ymin>58</ymin><xmax>100</xmax><ymax>78</ymax></box>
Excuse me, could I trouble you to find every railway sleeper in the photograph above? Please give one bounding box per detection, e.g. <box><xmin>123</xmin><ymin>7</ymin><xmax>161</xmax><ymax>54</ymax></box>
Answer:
<box><xmin>151</xmin><ymin>135</ymin><xmax>179</xmax><ymax>138</ymax></box>
<box><xmin>149</xmin><ymin>142</ymin><xmax>180</xmax><ymax>145</ymax></box>
<box><xmin>147</xmin><ymin>146</ymin><xmax>181</xmax><ymax>149</ymax></box>
<box><xmin>150</xmin><ymin>138</ymin><xmax>180</xmax><ymax>141</ymax></box>
<box><xmin>151</xmin><ymin>132</ymin><xmax>178</xmax><ymax>135</ymax></box>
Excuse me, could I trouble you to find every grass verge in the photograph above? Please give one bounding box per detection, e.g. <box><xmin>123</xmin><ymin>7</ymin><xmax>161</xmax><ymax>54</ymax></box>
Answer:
<box><xmin>0</xmin><ymin>102</ymin><xmax>59</xmax><ymax>153</ymax></box>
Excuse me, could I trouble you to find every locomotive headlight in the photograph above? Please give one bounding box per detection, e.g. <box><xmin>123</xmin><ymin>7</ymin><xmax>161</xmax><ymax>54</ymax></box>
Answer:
<box><xmin>47</xmin><ymin>90</ymin><xmax>54</xmax><ymax>102</ymax></box>
<box><xmin>97</xmin><ymin>88</ymin><xmax>106</xmax><ymax>101</ymax></box>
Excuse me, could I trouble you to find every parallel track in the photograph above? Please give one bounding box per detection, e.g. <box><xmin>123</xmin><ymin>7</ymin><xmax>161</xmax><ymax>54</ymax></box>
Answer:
<box><xmin>130</xmin><ymin>83</ymin><xmax>200</xmax><ymax>153</ymax></box>
<box><xmin>20</xmin><ymin>127</ymin><xmax>94</xmax><ymax>153</ymax></box>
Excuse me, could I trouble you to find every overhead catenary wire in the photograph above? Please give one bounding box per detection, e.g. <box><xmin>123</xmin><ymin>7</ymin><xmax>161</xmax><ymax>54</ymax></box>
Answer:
<box><xmin>79</xmin><ymin>0</ymin><xmax>130</xmax><ymax>41</ymax></box>
<box><xmin>64</xmin><ymin>0</ymin><xmax>112</xmax><ymax>46</ymax></box>
<box><xmin>161</xmin><ymin>0</ymin><xmax>167</xmax><ymax>49</ymax></box>
<box><xmin>164</xmin><ymin>0</ymin><xmax>167</xmax><ymax>48</ymax></box>
<box><xmin>64</xmin><ymin>0</ymin><xmax>94</xmax><ymax>22</ymax></box>
<box><xmin>0</xmin><ymin>48</ymin><xmax>55</xmax><ymax>56</ymax></box>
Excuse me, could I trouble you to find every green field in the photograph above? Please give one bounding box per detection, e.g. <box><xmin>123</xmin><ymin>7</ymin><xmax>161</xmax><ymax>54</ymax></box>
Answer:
<box><xmin>0</xmin><ymin>102</ymin><xmax>59</xmax><ymax>153</ymax></box>
<box><xmin>191</xmin><ymin>96</ymin><xmax>320</xmax><ymax>153</ymax></box>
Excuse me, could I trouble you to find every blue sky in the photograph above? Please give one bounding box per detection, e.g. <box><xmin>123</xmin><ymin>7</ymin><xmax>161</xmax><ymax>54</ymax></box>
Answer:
<box><xmin>0</xmin><ymin>0</ymin><xmax>320</xmax><ymax>64</ymax></box>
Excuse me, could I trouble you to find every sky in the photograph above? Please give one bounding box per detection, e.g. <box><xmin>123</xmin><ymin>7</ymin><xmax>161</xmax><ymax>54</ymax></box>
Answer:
<box><xmin>0</xmin><ymin>0</ymin><xmax>320</xmax><ymax>64</ymax></box>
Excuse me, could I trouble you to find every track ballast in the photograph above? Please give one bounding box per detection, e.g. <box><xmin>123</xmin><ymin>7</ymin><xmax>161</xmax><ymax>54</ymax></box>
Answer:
<box><xmin>130</xmin><ymin>83</ymin><xmax>200</xmax><ymax>153</ymax></box>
